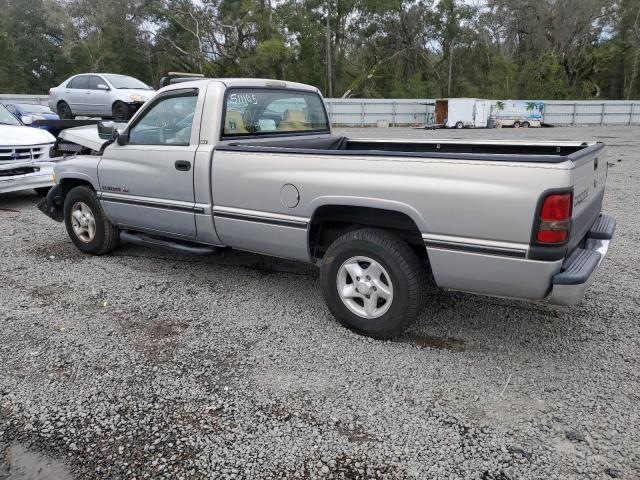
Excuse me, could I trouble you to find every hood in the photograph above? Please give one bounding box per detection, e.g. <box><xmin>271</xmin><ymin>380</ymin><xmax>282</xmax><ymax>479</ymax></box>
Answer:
<box><xmin>58</xmin><ymin>123</ymin><xmax>127</xmax><ymax>152</ymax></box>
<box><xmin>0</xmin><ymin>125</ymin><xmax>55</xmax><ymax>146</ymax></box>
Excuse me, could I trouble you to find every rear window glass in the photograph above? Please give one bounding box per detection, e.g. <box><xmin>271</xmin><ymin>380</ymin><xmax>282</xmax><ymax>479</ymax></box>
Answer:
<box><xmin>222</xmin><ymin>88</ymin><xmax>329</xmax><ymax>137</ymax></box>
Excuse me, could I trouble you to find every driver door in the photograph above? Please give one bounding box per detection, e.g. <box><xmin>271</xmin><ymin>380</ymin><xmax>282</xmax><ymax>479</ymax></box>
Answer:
<box><xmin>98</xmin><ymin>89</ymin><xmax>201</xmax><ymax>237</ymax></box>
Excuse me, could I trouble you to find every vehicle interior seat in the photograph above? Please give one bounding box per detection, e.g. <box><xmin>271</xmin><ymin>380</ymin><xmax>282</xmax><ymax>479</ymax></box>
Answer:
<box><xmin>224</xmin><ymin>111</ymin><xmax>248</xmax><ymax>134</ymax></box>
<box><xmin>278</xmin><ymin>109</ymin><xmax>309</xmax><ymax>131</ymax></box>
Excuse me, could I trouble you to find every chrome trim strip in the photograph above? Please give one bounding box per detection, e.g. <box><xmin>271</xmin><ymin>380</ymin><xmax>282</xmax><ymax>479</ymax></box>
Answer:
<box><xmin>423</xmin><ymin>235</ymin><xmax>527</xmax><ymax>258</ymax></box>
<box><xmin>213</xmin><ymin>206</ymin><xmax>309</xmax><ymax>229</ymax></box>
<box><xmin>100</xmin><ymin>192</ymin><xmax>204</xmax><ymax>214</ymax></box>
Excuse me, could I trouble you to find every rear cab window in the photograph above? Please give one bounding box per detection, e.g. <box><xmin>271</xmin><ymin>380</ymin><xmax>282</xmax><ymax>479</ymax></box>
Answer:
<box><xmin>222</xmin><ymin>88</ymin><xmax>329</xmax><ymax>138</ymax></box>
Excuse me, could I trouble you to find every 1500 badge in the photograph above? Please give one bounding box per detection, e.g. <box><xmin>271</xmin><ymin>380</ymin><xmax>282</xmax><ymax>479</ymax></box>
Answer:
<box><xmin>574</xmin><ymin>188</ymin><xmax>589</xmax><ymax>208</ymax></box>
<box><xmin>102</xmin><ymin>185</ymin><xmax>129</xmax><ymax>193</ymax></box>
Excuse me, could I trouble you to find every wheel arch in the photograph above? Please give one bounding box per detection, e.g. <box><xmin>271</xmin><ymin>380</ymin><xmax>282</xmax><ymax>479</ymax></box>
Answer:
<box><xmin>307</xmin><ymin>201</ymin><xmax>429</xmax><ymax>263</ymax></box>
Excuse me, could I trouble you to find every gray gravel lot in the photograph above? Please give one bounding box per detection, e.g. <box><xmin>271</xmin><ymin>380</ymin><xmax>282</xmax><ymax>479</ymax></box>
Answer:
<box><xmin>0</xmin><ymin>126</ymin><xmax>638</xmax><ymax>480</ymax></box>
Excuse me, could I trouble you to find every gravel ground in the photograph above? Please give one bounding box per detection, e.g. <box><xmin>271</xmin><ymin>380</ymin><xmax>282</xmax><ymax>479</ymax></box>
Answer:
<box><xmin>0</xmin><ymin>126</ymin><xmax>638</xmax><ymax>480</ymax></box>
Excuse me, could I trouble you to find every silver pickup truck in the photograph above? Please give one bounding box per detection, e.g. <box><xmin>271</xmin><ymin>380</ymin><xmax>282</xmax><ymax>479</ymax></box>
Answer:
<box><xmin>38</xmin><ymin>78</ymin><xmax>616</xmax><ymax>338</ymax></box>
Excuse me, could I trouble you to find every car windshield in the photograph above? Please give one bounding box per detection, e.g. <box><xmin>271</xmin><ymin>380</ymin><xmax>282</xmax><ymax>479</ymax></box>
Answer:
<box><xmin>103</xmin><ymin>74</ymin><xmax>152</xmax><ymax>90</ymax></box>
<box><xmin>0</xmin><ymin>104</ymin><xmax>21</xmax><ymax>125</ymax></box>
<box><xmin>16</xmin><ymin>104</ymin><xmax>52</xmax><ymax>114</ymax></box>
<box><xmin>222</xmin><ymin>88</ymin><xmax>329</xmax><ymax>137</ymax></box>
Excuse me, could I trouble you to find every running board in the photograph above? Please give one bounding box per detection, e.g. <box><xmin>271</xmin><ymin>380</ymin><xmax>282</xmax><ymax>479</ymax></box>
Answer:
<box><xmin>120</xmin><ymin>231</ymin><xmax>219</xmax><ymax>256</ymax></box>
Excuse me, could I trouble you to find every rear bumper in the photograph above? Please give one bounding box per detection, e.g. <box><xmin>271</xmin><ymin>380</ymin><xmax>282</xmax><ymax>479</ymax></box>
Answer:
<box><xmin>547</xmin><ymin>214</ymin><xmax>616</xmax><ymax>305</ymax></box>
<box><xmin>0</xmin><ymin>162</ymin><xmax>54</xmax><ymax>194</ymax></box>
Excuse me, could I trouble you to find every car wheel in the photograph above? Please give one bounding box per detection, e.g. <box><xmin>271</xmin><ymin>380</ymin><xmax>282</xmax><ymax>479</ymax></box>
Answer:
<box><xmin>513</xmin><ymin>121</ymin><xmax>521</xmax><ymax>128</ymax></box>
<box><xmin>63</xmin><ymin>186</ymin><xmax>119</xmax><ymax>255</ymax></box>
<box><xmin>455</xmin><ymin>121</ymin><xmax>464</xmax><ymax>129</ymax></box>
<box><xmin>112</xmin><ymin>101</ymin><xmax>130</xmax><ymax>121</ymax></box>
<box><xmin>320</xmin><ymin>228</ymin><xmax>428</xmax><ymax>339</ymax></box>
<box><xmin>34</xmin><ymin>187</ymin><xmax>51</xmax><ymax>197</ymax></box>
<box><xmin>522</xmin><ymin>121</ymin><xmax>530</xmax><ymax>128</ymax></box>
<box><xmin>57</xmin><ymin>101</ymin><xmax>74</xmax><ymax>120</ymax></box>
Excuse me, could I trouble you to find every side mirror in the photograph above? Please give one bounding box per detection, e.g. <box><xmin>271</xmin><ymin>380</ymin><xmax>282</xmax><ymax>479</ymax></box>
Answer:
<box><xmin>116</xmin><ymin>131</ymin><xmax>128</xmax><ymax>146</ymax></box>
<box><xmin>96</xmin><ymin>83</ymin><xmax>110</xmax><ymax>91</ymax></box>
<box><xmin>97</xmin><ymin>121</ymin><xmax>117</xmax><ymax>140</ymax></box>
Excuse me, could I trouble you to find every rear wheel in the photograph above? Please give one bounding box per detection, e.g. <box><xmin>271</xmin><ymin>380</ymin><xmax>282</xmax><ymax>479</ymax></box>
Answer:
<box><xmin>320</xmin><ymin>228</ymin><xmax>428</xmax><ymax>339</ymax></box>
<box><xmin>513</xmin><ymin>121</ymin><xmax>521</xmax><ymax>128</ymax></box>
<box><xmin>63</xmin><ymin>186</ymin><xmax>119</xmax><ymax>255</ymax></box>
<box><xmin>455</xmin><ymin>121</ymin><xmax>464</xmax><ymax>129</ymax></box>
<box><xmin>57</xmin><ymin>101</ymin><xmax>74</xmax><ymax>120</ymax></box>
<box><xmin>112</xmin><ymin>101</ymin><xmax>130</xmax><ymax>121</ymax></box>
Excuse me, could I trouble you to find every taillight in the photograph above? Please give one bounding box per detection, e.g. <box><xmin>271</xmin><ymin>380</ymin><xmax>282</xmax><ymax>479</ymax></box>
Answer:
<box><xmin>536</xmin><ymin>192</ymin><xmax>572</xmax><ymax>243</ymax></box>
<box><xmin>48</xmin><ymin>89</ymin><xmax>52</xmax><ymax>96</ymax></box>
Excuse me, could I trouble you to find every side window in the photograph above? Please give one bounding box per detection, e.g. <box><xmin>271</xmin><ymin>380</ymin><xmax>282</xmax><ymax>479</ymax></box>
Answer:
<box><xmin>128</xmin><ymin>93</ymin><xmax>198</xmax><ymax>146</ymax></box>
<box><xmin>5</xmin><ymin>105</ymin><xmax>16</xmax><ymax>115</ymax></box>
<box><xmin>66</xmin><ymin>78</ymin><xmax>76</xmax><ymax>88</ymax></box>
<box><xmin>87</xmin><ymin>76</ymin><xmax>102</xmax><ymax>90</ymax></box>
<box><xmin>72</xmin><ymin>76</ymin><xmax>89</xmax><ymax>90</ymax></box>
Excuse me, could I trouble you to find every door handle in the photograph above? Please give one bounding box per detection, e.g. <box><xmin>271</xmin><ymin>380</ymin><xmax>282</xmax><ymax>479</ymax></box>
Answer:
<box><xmin>175</xmin><ymin>160</ymin><xmax>191</xmax><ymax>171</ymax></box>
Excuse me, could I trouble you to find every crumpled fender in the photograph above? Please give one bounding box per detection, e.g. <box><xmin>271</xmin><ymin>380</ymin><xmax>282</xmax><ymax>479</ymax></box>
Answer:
<box><xmin>37</xmin><ymin>183</ymin><xmax>64</xmax><ymax>222</ymax></box>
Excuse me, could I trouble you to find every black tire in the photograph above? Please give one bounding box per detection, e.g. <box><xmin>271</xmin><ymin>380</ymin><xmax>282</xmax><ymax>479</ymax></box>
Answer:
<box><xmin>513</xmin><ymin>121</ymin><xmax>521</xmax><ymax>128</ymax></box>
<box><xmin>63</xmin><ymin>186</ymin><xmax>119</xmax><ymax>255</ymax></box>
<box><xmin>320</xmin><ymin>228</ymin><xmax>428</xmax><ymax>339</ymax></box>
<box><xmin>455</xmin><ymin>121</ymin><xmax>464</xmax><ymax>129</ymax></box>
<box><xmin>522</xmin><ymin>121</ymin><xmax>530</xmax><ymax>128</ymax></box>
<box><xmin>57</xmin><ymin>101</ymin><xmax>74</xmax><ymax>120</ymax></box>
<box><xmin>34</xmin><ymin>187</ymin><xmax>51</xmax><ymax>197</ymax></box>
<box><xmin>112</xmin><ymin>101</ymin><xmax>130</xmax><ymax>121</ymax></box>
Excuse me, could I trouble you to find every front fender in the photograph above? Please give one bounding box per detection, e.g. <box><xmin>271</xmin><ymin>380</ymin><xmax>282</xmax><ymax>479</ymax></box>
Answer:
<box><xmin>37</xmin><ymin>183</ymin><xmax>64</xmax><ymax>222</ymax></box>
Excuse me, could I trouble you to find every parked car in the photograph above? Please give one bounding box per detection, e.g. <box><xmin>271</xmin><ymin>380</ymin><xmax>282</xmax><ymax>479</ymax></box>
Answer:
<box><xmin>4</xmin><ymin>103</ymin><xmax>59</xmax><ymax>131</ymax></box>
<box><xmin>48</xmin><ymin>73</ymin><xmax>154</xmax><ymax>121</ymax></box>
<box><xmin>39</xmin><ymin>78</ymin><xmax>615</xmax><ymax>339</ymax></box>
<box><xmin>0</xmin><ymin>103</ymin><xmax>56</xmax><ymax>195</ymax></box>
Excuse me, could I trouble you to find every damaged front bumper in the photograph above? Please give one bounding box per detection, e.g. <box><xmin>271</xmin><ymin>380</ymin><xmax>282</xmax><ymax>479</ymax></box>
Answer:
<box><xmin>0</xmin><ymin>161</ymin><xmax>54</xmax><ymax>194</ymax></box>
<box><xmin>37</xmin><ymin>183</ymin><xmax>64</xmax><ymax>222</ymax></box>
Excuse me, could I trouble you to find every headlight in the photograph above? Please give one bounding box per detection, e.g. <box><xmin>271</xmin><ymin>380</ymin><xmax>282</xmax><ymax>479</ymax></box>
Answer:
<box><xmin>129</xmin><ymin>94</ymin><xmax>146</xmax><ymax>103</ymax></box>
<box><xmin>21</xmin><ymin>114</ymin><xmax>46</xmax><ymax>125</ymax></box>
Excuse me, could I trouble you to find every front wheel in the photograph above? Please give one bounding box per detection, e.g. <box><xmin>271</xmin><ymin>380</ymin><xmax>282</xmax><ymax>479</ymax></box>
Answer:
<box><xmin>112</xmin><ymin>101</ymin><xmax>130</xmax><ymax>121</ymax></box>
<box><xmin>320</xmin><ymin>228</ymin><xmax>428</xmax><ymax>339</ymax></box>
<box><xmin>63</xmin><ymin>186</ymin><xmax>119</xmax><ymax>255</ymax></box>
<box><xmin>522</xmin><ymin>121</ymin><xmax>530</xmax><ymax>128</ymax></box>
<box><xmin>513</xmin><ymin>121</ymin><xmax>521</xmax><ymax>128</ymax></box>
<box><xmin>455</xmin><ymin>121</ymin><xmax>464</xmax><ymax>129</ymax></box>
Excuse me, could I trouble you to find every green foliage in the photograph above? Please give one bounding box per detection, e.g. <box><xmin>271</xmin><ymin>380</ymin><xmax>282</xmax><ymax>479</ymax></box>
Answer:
<box><xmin>0</xmin><ymin>0</ymin><xmax>638</xmax><ymax>99</ymax></box>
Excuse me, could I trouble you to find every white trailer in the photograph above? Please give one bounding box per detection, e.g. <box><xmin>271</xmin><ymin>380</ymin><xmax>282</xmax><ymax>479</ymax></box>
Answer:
<box><xmin>434</xmin><ymin>98</ymin><xmax>492</xmax><ymax>128</ymax></box>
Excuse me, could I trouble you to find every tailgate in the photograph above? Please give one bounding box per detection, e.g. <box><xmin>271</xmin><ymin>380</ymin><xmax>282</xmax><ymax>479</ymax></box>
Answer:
<box><xmin>567</xmin><ymin>144</ymin><xmax>607</xmax><ymax>253</ymax></box>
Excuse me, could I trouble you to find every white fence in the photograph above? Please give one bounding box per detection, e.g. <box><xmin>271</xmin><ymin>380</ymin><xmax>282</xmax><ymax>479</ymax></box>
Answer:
<box><xmin>3</xmin><ymin>94</ymin><xmax>640</xmax><ymax>127</ymax></box>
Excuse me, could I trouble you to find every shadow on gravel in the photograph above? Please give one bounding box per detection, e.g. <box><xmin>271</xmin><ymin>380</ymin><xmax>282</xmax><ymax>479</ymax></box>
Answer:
<box><xmin>396</xmin><ymin>332</ymin><xmax>466</xmax><ymax>351</ymax></box>
<box><xmin>0</xmin><ymin>442</ymin><xmax>74</xmax><ymax>480</ymax></box>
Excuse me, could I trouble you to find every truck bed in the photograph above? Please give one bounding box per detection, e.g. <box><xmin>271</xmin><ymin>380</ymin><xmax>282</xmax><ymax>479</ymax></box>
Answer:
<box><xmin>222</xmin><ymin>135</ymin><xmax>601</xmax><ymax>163</ymax></box>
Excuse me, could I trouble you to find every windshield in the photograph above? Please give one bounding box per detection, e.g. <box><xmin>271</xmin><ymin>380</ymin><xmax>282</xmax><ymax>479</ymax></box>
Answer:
<box><xmin>103</xmin><ymin>74</ymin><xmax>152</xmax><ymax>90</ymax></box>
<box><xmin>16</xmin><ymin>104</ymin><xmax>52</xmax><ymax>114</ymax></box>
<box><xmin>222</xmin><ymin>88</ymin><xmax>329</xmax><ymax>137</ymax></box>
<box><xmin>0</xmin><ymin>104</ymin><xmax>21</xmax><ymax>125</ymax></box>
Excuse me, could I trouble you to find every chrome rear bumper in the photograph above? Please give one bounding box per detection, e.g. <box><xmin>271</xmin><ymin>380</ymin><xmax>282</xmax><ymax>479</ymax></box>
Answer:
<box><xmin>547</xmin><ymin>214</ymin><xmax>615</xmax><ymax>306</ymax></box>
